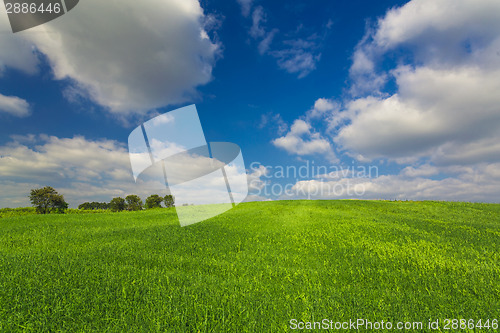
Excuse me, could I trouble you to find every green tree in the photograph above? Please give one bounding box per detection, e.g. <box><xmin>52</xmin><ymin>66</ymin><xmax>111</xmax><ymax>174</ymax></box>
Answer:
<box><xmin>164</xmin><ymin>195</ymin><xmax>175</xmax><ymax>208</ymax></box>
<box><xmin>78</xmin><ymin>202</ymin><xmax>91</xmax><ymax>210</ymax></box>
<box><xmin>79</xmin><ymin>202</ymin><xmax>109</xmax><ymax>210</ymax></box>
<box><xmin>98</xmin><ymin>202</ymin><xmax>109</xmax><ymax>210</ymax></box>
<box><xmin>145</xmin><ymin>194</ymin><xmax>163</xmax><ymax>209</ymax></box>
<box><xmin>29</xmin><ymin>186</ymin><xmax>68</xmax><ymax>214</ymax></box>
<box><xmin>125</xmin><ymin>195</ymin><xmax>143</xmax><ymax>211</ymax></box>
<box><xmin>109</xmin><ymin>197</ymin><xmax>126</xmax><ymax>212</ymax></box>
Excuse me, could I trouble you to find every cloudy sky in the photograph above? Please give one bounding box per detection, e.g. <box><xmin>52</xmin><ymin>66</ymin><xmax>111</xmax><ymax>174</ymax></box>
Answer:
<box><xmin>0</xmin><ymin>0</ymin><xmax>499</xmax><ymax>207</ymax></box>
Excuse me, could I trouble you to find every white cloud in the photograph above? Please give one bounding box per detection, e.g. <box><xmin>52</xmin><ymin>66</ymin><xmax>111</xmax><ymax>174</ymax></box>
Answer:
<box><xmin>431</xmin><ymin>137</ymin><xmax>500</xmax><ymax>166</ymax></box>
<box><xmin>308</xmin><ymin>98</ymin><xmax>338</xmax><ymax>119</ymax></box>
<box><xmin>373</xmin><ymin>0</ymin><xmax>500</xmax><ymax>53</ymax></box>
<box><xmin>151</xmin><ymin>113</ymin><xmax>175</xmax><ymax>126</ymax></box>
<box><xmin>247</xmin><ymin>164</ymin><xmax>269</xmax><ymax>191</ymax></box>
<box><xmin>0</xmin><ymin>135</ymin><xmax>252</xmax><ymax>208</ymax></box>
<box><xmin>401</xmin><ymin>164</ymin><xmax>439</xmax><ymax>178</ymax></box>
<box><xmin>0</xmin><ymin>0</ymin><xmax>220</xmax><ymax>116</ymax></box>
<box><xmin>349</xmin><ymin>47</ymin><xmax>387</xmax><ymax>96</ymax></box>
<box><xmin>313</xmin><ymin>98</ymin><xmax>337</xmax><ymax>113</ymax></box>
<box><xmin>0</xmin><ymin>16</ymin><xmax>39</xmax><ymax>75</ymax></box>
<box><xmin>349</xmin><ymin>0</ymin><xmax>500</xmax><ymax>95</ymax></box>
<box><xmin>0</xmin><ymin>181</ymin><xmax>42</xmax><ymax>208</ymax></box>
<box><xmin>280</xmin><ymin>162</ymin><xmax>500</xmax><ymax>203</ymax></box>
<box><xmin>0</xmin><ymin>135</ymin><xmax>139</xmax><ymax>207</ymax></box>
<box><xmin>265</xmin><ymin>0</ymin><xmax>500</xmax><ymax>203</ymax></box>
<box><xmin>270</xmin><ymin>38</ymin><xmax>323</xmax><ymax>79</ymax></box>
<box><xmin>258</xmin><ymin>28</ymin><xmax>278</xmax><ymax>55</ymax></box>
<box><xmin>271</xmin><ymin>47</ymin><xmax>321</xmax><ymax>79</ymax></box>
<box><xmin>248</xmin><ymin>6</ymin><xmax>280</xmax><ymax>56</ymax></box>
<box><xmin>273</xmin><ymin>119</ymin><xmax>336</xmax><ymax>162</ymax></box>
<box><xmin>250</xmin><ymin>6</ymin><xmax>266</xmax><ymax>38</ymax></box>
<box><xmin>332</xmin><ymin>0</ymin><xmax>500</xmax><ymax>165</ymax></box>
<box><xmin>0</xmin><ymin>93</ymin><xmax>31</xmax><ymax>117</ymax></box>
<box><xmin>0</xmin><ymin>135</ymin><xmax>129</xmax><ymax>181</ymax></box>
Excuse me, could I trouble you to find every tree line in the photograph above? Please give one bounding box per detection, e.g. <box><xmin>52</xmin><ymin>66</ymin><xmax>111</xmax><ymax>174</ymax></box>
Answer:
<box><xmin>29</xmin><ymin>186</ymin><xmax>174</xmax><ymax>214</ymax></box>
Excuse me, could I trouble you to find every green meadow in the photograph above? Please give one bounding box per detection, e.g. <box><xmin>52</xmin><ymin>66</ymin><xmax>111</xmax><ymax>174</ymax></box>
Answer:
<box><xmin>0</xmin><ymin>200</ymin><xmax>499</xmax><ymax>332</ymax></box>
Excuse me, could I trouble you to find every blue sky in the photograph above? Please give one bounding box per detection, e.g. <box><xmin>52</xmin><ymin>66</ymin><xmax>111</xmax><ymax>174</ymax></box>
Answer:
<box><xmin>1</xmin><ymin>0</ymin><xmax>499</xmax><ymax>207</ymax></box>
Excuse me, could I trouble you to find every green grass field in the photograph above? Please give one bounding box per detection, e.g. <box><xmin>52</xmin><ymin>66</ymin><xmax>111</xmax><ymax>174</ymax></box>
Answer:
<box><xmin>1</xmin><ymin>200</ymin><xmax>499</xmax><ymax>332</ymax></box>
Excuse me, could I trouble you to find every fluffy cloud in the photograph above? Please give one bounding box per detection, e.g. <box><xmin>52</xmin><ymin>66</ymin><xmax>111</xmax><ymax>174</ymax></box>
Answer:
<box><xmin>0</xmin><ymin>0</ymin><xmax>220</xmax><ymax>115</ymax></box>
<box><xmin>308</xmin><ymin>98</ymin><xmax>338</xmax><ymax>119</ymax></box>
<box><xmin>373</xmin><ymin>0</ymin><xmax>500</xmax><ymax>53</ymax></box>
<box><xmin>273</xmin><ymin>119</ymin><xmax>336</xmax><ymax>162</ymax></box>
<box><xmin>266</xmin><ymin>0</ymin><xmax>500</xmax><ymax>203</ymax></box>
<box><xmin>332</xmin><ymin>0</ymin><xmax>500</xmax><ymax>164</ymax></box>
<box><xmin>0</xmin><ymin>135</ymin><xmax>252</xmax><ymax>208</ymax></box>
<box><xmin>0</xmin><ymin>94</ymin><xmax>31</xmax><ymax>117</ymax></box>
<box><xmin>0</xmin><ymin>135</ymin><xmax>139</xmax><ymax>207</ymax></box>
<box><xmin>281</xmin><ymin>162</ymin><xmax>500</xmax><ymax>203</ymax></box>
<box><xmin>269</xmin><ymin>99</ymin><xmax>340</xmax><ymax>162</ymax></box>
<box><xmin>401</xmin><ymin>164</ymin><xmax>439</xmax><ymax>178</ymax></box>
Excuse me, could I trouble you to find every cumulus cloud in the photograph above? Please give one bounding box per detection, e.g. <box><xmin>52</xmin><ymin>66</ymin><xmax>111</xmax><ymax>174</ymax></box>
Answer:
<box><xmin>332</xmin><ymin>0</ymin><xmax>500</xmax><ymax>165</ymax></box>
<box><xmin>0</xmin><ymin>135</ymin><xmax>252</xmax><ymax>208</ymax></box>
<box><xmin>373</xmin><ymin>0</ymin><xmax>500</xmax><ymax>54</ymax></box>
<box><xmin>0</xmin><ymin>94</ymin><xmax>31</xmax><ymax>117</ymax></box>
<box><xmin>431</xmin><ymin>137</ymin><xmax>500</xmax><ymax>166</ymax></box>
<box><xmin>267</xmin><ymin>0</ymin><xmax>500</xmax><ymax>203</ymax></box>
<box><xmin>0</xmin><ymin>135</ymin><xmax>139</xmax><ymax>207</ymax></box>
<box><xmin>308</xmin><ymin>98</ymin><xmax>338</xmax><ymax>119</ymax></box>
<box><xmin>281</xmin><ymin>162</ymin><xmax>500</xmax><ymax>203</ymax></box>
<box><xmin>0</xmin><ymin>181</ymin><xmax>42</xmax><ymax>208</ymax></box>
<box><xmin>273</xmin><ymin>119</ymin><xmax>336</xmax><ymax>162</ymax></box>
<box><xmin>0</xmin><ymin>0</ymin><xmax>220</xmax><ymax>116</ymax></box>
<box><xmin>401</xmin><ymin>164</ymin><xmax>439</xmax><ymax>178</ymax></box>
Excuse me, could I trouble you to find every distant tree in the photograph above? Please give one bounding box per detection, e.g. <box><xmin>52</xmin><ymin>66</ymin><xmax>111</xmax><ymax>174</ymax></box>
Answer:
<box><xmin>79</xmin><ymin>202</ymin><xmax>109</xmax><ymax>210</ymax></box>
<box><xmin>164</xmin><ymin>195</ymin><xmax>175</xmax><ymax>208</ymax></box>
<box><xmin>78</xmin><ymin>202</ymin><xmax>91</xmax><ymax>210</ymax></box>
<box><xmin>125</xmin><ymin>195</ymin><xmax>143</xmax><ymax>211</ymax></box>
<box><xmin>145</xmin><ymin>194</ymin><xmax>163</xmax><ymax>209</ymax></box>
<box><xmin>109</xmin><ymin>197</ymin><xmax>126</xmax><ymax>212</ymax></box>
<box><xmin>29</xmin><ymin>186</ymin><xmax>68</xmax><ymax>214</ymax></box>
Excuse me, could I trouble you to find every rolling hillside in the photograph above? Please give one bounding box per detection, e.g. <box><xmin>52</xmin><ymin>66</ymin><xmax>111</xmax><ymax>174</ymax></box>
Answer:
<box><xmin>1</xmin><ymin>200</ymin><xmax>499</xmax><ymax>332</ymax></box>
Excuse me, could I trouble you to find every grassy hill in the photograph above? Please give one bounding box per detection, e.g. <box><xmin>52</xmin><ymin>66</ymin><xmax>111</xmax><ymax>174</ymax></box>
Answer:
<box><xmin>1</xmin><ymin>200</ymin><xmax>499</xmax><ymax>332</ymax></box>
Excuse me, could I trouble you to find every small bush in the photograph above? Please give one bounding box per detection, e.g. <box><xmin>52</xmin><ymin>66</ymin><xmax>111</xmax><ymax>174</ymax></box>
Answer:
<box><xmin>0</xmin><ymin>207</ymin><xmax>37</xmax><ymax>218</ymax></box>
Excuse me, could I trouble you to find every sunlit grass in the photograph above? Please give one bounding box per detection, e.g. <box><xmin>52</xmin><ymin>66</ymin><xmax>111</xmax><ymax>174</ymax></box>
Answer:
<box><xmin>0</xmin><ymin>200</ymin><xmax>499</xmax><ymax>332</ymax></box>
